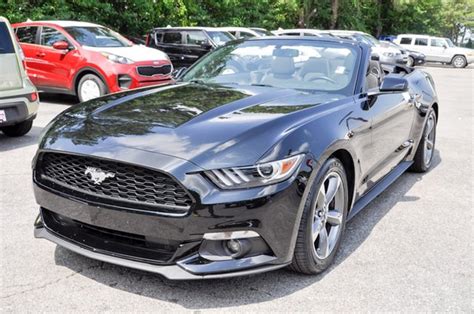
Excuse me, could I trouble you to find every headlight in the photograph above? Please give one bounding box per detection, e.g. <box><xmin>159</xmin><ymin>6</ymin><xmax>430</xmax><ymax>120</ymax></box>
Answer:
<box><xmin>383</xmin><ymin>52</ymin><xmax>395</xmax><ymax>57</ymax></box>
<box><xmin>204</xmin><ymin>154</ymin><xmax>304</xmax><ymax>189</ymax></box>
<box><xmin>101</xmin><ymin>52</ymin><xmax>134</xmax><ymax>64</ymax></box>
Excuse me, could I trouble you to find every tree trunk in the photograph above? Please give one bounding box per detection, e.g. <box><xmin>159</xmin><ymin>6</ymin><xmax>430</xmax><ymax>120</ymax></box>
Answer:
<box><xmin>330</xmin><ymin>0</ymin><xmax>339</xmax><ymax>29</ymax></box>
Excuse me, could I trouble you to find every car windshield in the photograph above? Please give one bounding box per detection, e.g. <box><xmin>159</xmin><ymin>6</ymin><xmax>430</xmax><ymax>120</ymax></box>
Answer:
<box><xmin>182</xmin><ymin>39</ymin><xmax>359</xmax><ymax>95</ymax></box>
<box><xmin>445</xmin><ymin>38</ymin><xmax>455</xmax><ymax>47</ymax></box>
<box><xmin>207</xmin><ymin>31</ymin><xmax>234</xmax><ymax>46</ymax></box>
<box><xmin>64</xmin><ymin>26</ymin><xmax>132</xmax><ymax>47</ymax></box>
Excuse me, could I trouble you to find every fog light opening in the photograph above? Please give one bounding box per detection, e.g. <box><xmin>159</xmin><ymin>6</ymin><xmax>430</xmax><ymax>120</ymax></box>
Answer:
<box><xmin>224</xmin><ymin>239</ymin><xmax>251</xmax><ymax>259</ymax></box>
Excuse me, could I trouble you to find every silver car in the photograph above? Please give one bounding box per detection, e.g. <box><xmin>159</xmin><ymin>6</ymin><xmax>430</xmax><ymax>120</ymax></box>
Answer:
<box><xmin>0</xmin><ymin>16</ymin><xmax>39</xmax><ymax>137</ymax></box>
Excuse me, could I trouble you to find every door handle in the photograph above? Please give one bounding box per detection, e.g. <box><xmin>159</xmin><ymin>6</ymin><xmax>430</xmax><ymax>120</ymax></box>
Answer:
<box><xmin>36</xmin><ymin>52</ymin><xmax>46</xmax><ymax>57</ymax></box>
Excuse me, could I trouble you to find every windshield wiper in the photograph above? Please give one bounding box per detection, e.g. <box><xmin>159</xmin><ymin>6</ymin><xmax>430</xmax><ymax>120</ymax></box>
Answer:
<box><xmin>188</xmin><ymin>79</ymin><xmax>207</xmax><ymax>84</ymax></box>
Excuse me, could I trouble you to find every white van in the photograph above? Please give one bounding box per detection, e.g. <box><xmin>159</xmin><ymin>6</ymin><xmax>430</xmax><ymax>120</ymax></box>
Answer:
<box><xmin>395</xmin><ymin>34</ymin><xmax>474</xmax><ymax>68</ymax></box>
<box><xmin>0</xmin><ymin>16</ymin><xmax>39</xmax><ymax>137</ymax></box>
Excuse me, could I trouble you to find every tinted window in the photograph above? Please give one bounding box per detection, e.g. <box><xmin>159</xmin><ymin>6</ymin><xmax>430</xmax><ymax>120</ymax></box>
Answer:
<box><xmin>153</xmin><ymin>32</ymin><xmax>163</xmax><ymax>43</ymax></box>
<box><xmin>400</xmin><ymin>37</ymin><xmax>412</xmax><ymax>45</ymax></box>
<box><xmin>65</xmin><ymin>26</ymin><xmax>131</xmax><ymax>47</ymax></box>
<box><xmin>414</xmin><ymin>38</ymin><xmax>428</xmax><ymax>46</ymax></box>
<box><xmin>430</xmin><ymin>38</ymin><xmax>445</xmax><ymax>47</ymax></box>
<box><xmin>185</xmin><ymin>31</ymin><xmax>207</xmax><ymax>45</ymax></box>
<box><xmin>163</xmin><ymin>32</ymin><xmax>182</xmax><ymax>44</ymax></box>
<box><xmin>16</xmin><ymin>26</ymin><xmax>38</xmax><ymax>44</ymax></box>
<box><xmin>40</xmin><ymin>27</ymin><xmax>68</xmax><ymax>46</ymax></box>
<box><xmin>0</xmin><ymin>22</ymin><xmax>15</xmax><ymax>54</ymax></box>
<box><xmin>284</xmin><ymin>32</ymin><xmax>301</xmax><ymax>36</ymax></box>
<box><xmin>240</xmin><ymin>32</ymin><xmax>255</xmax><ymax>39</ymax></box>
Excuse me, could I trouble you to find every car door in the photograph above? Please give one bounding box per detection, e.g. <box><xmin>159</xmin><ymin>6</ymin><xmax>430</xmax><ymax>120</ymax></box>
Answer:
<box><xmin>429</xmin><ymin>38</ymin><xmax>450</xmax><ymax>62</ymax></box>
<box><xmin>35</xmin><ymin>26</ymin><xmax>81</xmax><ymax>90</ymax></box>
<box><xmin>183</xmin><ymin>30</ymin><xmax>210</xmax><ymax>67</ymax></box>
<box><xmin>361</xmin><ymin>63</ymin><xmax>415</xmax><ymax>190</ymax></box>
<box><xmin>413</xmin><ymin>38</ymin><xmax>432</xmax><ymax>60</ymax></box>
<box><xmin>14</xmin><ymin>26</ymin><xmax>41</xmax><ymax>86</ymax></box>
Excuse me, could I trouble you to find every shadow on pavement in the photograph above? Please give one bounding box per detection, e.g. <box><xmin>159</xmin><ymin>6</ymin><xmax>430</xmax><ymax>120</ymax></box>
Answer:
<box><xmin>0</xmin><ymin>126</ymin><xmax>42</xmax><ymax>152</ymax></box>
<box><xmin>39</xmin><ymin>93</ymin><xmax>78</xmax><ymax>105</ymax></box>
<box><xmin>53</xmin><ymin>151</ymin><xmax>441</xmax><ymax>309</ymax></box>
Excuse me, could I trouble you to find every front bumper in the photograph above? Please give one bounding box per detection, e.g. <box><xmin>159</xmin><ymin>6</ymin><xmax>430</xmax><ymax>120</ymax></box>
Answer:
<box><xmin>34</xmin><ymin>220</ymin><xmax>287</xmax><ymax>280</ymax></box>
<box><xmin>32</xmin><ymin>149</ymin><xmax>310</xmax><ymax>279</ymax></box>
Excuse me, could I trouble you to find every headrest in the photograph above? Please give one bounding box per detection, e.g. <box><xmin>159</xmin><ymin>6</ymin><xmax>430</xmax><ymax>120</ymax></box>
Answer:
<box><xmin>271</xmin><ymin>56</ymin><xmax>295</xmax><ymax>76</ymax></box>
<box><xmin>273</xmin><ymin>48</ymin><xmax>299</xmax><ymax>58</ymax></box>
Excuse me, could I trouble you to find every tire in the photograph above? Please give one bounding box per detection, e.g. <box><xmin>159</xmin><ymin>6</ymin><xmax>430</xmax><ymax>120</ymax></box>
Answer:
<box><xmin>407</xmin><ymin>56</ymin><xmax>415</xmax><ymax>67</ymax></box>
<box><xmin>1</xmin><ymin>120</ymin><xmax>33</xmax><ymax>137</ymax></box>
<box><xmin>77</xmin><ymin>74</ymin><xmax>107</xmax><ymax>102</ymax></box>
<box><xmin>289</xmin><ymin>157</ymin><xmax>349</xmax><ymax>274</ymax></box>
<box><xmin>451</xmin><ymin>55</ymin><xmax>467</xmax><ymax>68</ymax></box>
<box><xmin>410</xmin><ymin>108</ymin><xmax>437</xmax><ymax>172</ymax></box>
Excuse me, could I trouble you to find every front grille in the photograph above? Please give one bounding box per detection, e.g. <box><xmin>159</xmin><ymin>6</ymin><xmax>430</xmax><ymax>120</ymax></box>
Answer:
<box><xmin>137</xmin><ymin>65</ymin><xmax>172</xmax><ymax>77</ymax></box>
<box><xmin>42</xmin><ymin>208</ymin><xmax>177</xmax><ymax>264</ymax></box>
<box><xmin>36</xmin><ymin>152</ymin><xmax>193</xmax><ymax>215</ymax></box>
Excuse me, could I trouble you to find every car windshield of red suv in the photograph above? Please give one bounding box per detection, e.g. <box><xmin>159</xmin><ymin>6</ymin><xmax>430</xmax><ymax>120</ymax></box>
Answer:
<box><xmin>64</xmin><ymin>26</ymin><xmax>132</xmax><ymax>48</ymax></box>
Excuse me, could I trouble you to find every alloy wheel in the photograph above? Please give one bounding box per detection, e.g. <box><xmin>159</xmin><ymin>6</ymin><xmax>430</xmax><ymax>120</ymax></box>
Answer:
<box><xmin>407</xmin><ymin>56</ymin><xmax>414</xmax><ymax>67</ymax></box>
<box><xmin>312</xmin><ymin>172</ymin><xmax>345</xmax><ymax>259</ymax></box>
<box><xmin>452</xmin><ymin>56</ymin><xmax>466</xmax><ymax>68</ymax></box>
<box><xmin>80</xmin><ymin>80</ymin><xmax>101</xmax><ymax>102</ymax></box>
<box><xmin>423</xmin><ymin>112</ymin><xmax>436</xmax><ymax>166</ymax></box>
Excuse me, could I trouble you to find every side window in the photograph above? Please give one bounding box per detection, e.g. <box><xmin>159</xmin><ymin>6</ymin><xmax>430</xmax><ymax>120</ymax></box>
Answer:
<box><xmin>0</xmin><ymin>22</ymin><xmax>15</xmax><ymax>54</ymax></box>
<box><xmin>430</xmin><ymin>38</ymin><xmax>445</xmax><ymax>47</ymax></box>
<box><xmin>400</xmin><ymin>37</ymin><xmax>412</xmax><ymax>45</ymax></box>
<box><xmin>15</xmin><ymin>26</ymin><xmax>38</xmax><ymax>44</ymax></box>
<box><xmin>414</xmin><ymin>38</ymin><xmax>428</xmax><ymax>46</ymax></box>
<box><xmin>40</xmin><ymin>27</ymin><xmax>68</xmax><ymax>47</ymax></box>
<box><xmin>162</xmin><ymin>32</ymin><xmax>182</xmax><ymax>44</ymax></box>
<box><xmin>285</xmin><ymin>32</ymin><xmax>301</xmax><ymax>36</ymax></box>
<box><xmin>185</xmin><ymin>31</ymin><xmax>207</xmax><ymax>45</ymax></box>
<box><xmin>154</xmin><ymin>32</ymin><xmax>163</xmax><ymax>43</ymax></box>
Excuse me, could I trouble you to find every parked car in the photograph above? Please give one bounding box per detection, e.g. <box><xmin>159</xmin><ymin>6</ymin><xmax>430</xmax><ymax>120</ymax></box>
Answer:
<box><xmin>12</xmin><ymin>20</ymin><xmax>173</xmax><ymax>102</ymax></box>
<box><xmin>382</xmin><ymin>40</ymin><xmax>425</xmax><ymax>67</ymax></box>
<box><xmin>33</xmin><ymin>36</ymin><xmax>439</xmax><ymax>280</ymax></box>
<box><xmin>378</xmin><ymin>34</ymin><xmax>397</xmax><ymax>42</ymax></box>
<box><xmin>329</xmin><ymin>30</ymin><xmax>406</xmax><ymax>65</ymax></box>
<box><xmin>218</xmin><ymin>27</ymin><xmax>265</xmax><ymax>39</ymax></box>
<box><xmin>146</xmin><ymin>27</ymin><xmax>234</xmax><ymax>68</ymax></box>
<box><xmin>0</xmin><ymin>16</ymin><xmax>39</xmax><ymax>137</ymax></box>
<box><xmin>394</xmin><ymin>34</ymin><xmax>474</xmax><ymax>68</ymax></box>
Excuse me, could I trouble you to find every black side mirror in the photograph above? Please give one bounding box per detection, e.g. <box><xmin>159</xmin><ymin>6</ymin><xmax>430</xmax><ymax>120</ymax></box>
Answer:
<box><xmin>379</xmin><ymin>76</ymin><xmax>408</xmax><ymax>92</ymax></box>
<box><xmin>200</xmin><ymin>41</ymin><xmax>213</xmax><ymax>49</ymax></box>
<box><xmin>173</xmin><ymin>67</ymin><xmax>188</xmax><ymax>80</ymax></box>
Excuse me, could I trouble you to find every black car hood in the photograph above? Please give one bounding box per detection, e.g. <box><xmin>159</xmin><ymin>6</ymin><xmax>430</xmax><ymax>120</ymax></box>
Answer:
<box><xmin>42</xmin><ymin>83</ymin><xmax>344</xmax><ymax>169</ymax></box>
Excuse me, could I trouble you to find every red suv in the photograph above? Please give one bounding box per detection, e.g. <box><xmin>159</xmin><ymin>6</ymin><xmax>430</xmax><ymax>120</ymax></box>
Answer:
<box><xmin>12</xmin><ymin>21</ymin><xmax>173</xmax><ymax>102</ymax></box>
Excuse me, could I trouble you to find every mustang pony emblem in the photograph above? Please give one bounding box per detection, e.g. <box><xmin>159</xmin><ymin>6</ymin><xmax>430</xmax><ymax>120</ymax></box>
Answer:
<box><xmin>84</xmin><ymin>167</ymin><xmax>115</xmax><ymax>185</ymax></box>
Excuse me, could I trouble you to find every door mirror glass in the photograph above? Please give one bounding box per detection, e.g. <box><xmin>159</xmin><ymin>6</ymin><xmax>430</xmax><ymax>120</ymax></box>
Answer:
<box><xmin>52</xmin><ymin>40</ymin><xmax>70</xmax><ymax>50</ymax></box>
<box><xmin>379</xmin><ymin>76</ymin><xmax>408</xmax><ymax>92</ymax></box>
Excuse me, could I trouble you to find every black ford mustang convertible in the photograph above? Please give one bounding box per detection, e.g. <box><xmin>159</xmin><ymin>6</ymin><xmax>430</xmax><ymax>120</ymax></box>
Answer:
<box><xmin>33</xmin><ymin>37</ymin><xmax>438</xmax><ymax>279</ymax></box>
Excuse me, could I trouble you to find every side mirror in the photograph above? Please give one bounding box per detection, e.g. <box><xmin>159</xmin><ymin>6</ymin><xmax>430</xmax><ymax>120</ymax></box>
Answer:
<box><xmin>52</xmin><ymin>41</ymin><xmax>70</xmax><ymax>50</ymax></box>
<box><xmin>172</xmin><ymin>67</ymin><xmax>188</xmax><ymax>80</ymax></box>
<box><xmin>380</xmin><ymin>76</ymin><xmax>408</xmax><ymax>92</ymax></box>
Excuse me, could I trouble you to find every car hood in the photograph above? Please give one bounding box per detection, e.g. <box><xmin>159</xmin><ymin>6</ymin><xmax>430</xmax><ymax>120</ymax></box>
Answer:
<box><xmin>41</xmin><ymin>83</ymin><xmax>345</xmax><ymax>169</ymax></box>
<box><xmin>83</xmin><ymin>45</ymin><xmax>169</xmax><ymax>62</ymax></box>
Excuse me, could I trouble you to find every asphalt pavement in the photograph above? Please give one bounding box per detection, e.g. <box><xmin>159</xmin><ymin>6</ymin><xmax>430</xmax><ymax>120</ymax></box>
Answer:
<box><xmin>0</xmin><ymin>65</ymin><xmax>472</xmax><ymax>312</ymax></box>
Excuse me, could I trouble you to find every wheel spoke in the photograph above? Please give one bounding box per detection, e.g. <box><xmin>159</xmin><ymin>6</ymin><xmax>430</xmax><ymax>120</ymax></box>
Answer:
<box><xmin>312</xmin><ymin>219</ymin><xmax>323</xmax><ymax>242</ymax></box>
<box><xmin>325</xmin><ymin>175</ymin><xmax>340</xmax><ymax>205</ymax></box>
<box><xmin>425</xmin><ymin>118</ymin><xmax>434</xmax><ymax>136</ymax></box>
<box><xmin>317</xmin><ymin>227</ymin><xmax>329</xmax><ymax>258</ymax></box>
<box><xmin>326</xmin><ymin>210</ymin><xmax>343</xmax><ymax>225</ymax></box>
<box><xmin>426</xmin><ymin>139</ymin><xmax>434</xmax><ymax>150</ymax></box>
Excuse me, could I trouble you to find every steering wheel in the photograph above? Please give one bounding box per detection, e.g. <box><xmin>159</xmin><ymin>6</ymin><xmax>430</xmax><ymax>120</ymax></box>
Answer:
<box><xmin>307</xmin><ymin>76</ymin><xmax>337</xmax><ymax>84</ymax></box>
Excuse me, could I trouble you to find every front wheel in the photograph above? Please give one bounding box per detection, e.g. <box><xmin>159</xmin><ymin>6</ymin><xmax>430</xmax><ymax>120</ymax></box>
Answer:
<box><xmin>289</xmin><ymin>158</ymin><xmax>349</xmax><ymax>274</ymax></box>
<box><xmin>407</xmin><ymin>56</ymin><xmax>415</xmax><ymax>67</ymax></box>
<box><xmin>410</xmin><ymin>108</ymin><xmax>437</xmax><ymax>172</ymax></box>
<box><xmin>77</xmin><ymin>74</ymin><xmax>107</xmax><ymax>102</ymax></box>
<box><xmin>451</xmin><ymin>55</ymin><xmax>467</xmax><ymax>68</ymax></box>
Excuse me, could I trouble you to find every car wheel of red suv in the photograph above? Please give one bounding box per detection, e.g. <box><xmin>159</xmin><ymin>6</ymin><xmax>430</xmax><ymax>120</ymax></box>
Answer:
<box><xmin>78</xmin><ymin>74</ymin><xmax>107</xmax><ymax>103</ymax></box>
